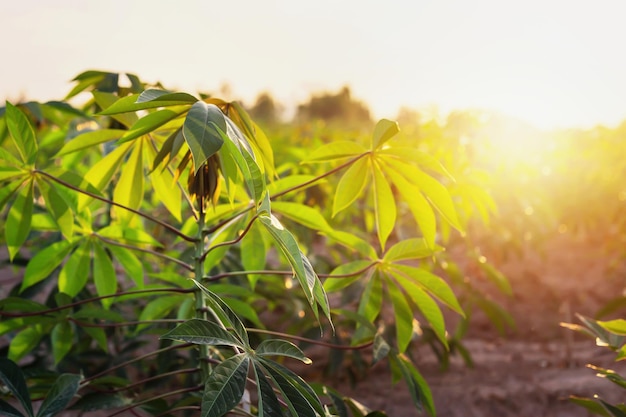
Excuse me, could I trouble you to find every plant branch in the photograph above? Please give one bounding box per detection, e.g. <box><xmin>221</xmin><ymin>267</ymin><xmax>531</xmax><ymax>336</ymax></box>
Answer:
<box><xmin>0</xmin><ymin>288</ymin><xmax>193</xmax><ymax>318</ymax></box>
<box><xmin>35</xmin><ymin>169</ymin><xmax>198</xmax><ymax>242</ymax></box>
<box><xmin>95</xmin><ymin>233</ymin><xmax>193</xmax><ymax>271</ymax></box>
<box><xmin>68</xmin><ymin>318</ymin><xmax>184</xmax><ymax>328</ymax></box>
<box><xmin>247</xmin><ymin>328</ymin><xmax>374</xmax><ymax>351</ymax></box>
<box><xmin>200</xmin><ymin>213</ymin><xmax>260</xmax><ymax>261</ymax></box>
<box><xmin>107</xmin><ymin>385</ymin><xmax>203</xmax><ymax>417</ymax></box>
<box><xmin>84</xmin><ymin>343</ymin><xmax>193</xmax><ymax>384</ymax></box>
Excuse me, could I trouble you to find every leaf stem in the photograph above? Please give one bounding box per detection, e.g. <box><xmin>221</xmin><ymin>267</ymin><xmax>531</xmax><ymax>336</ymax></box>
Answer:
<box><xmin>35</xmin><ymin>169</ymin><xmax>198</xmax><ymax>242</ymax></box>
<box><xmin>200</xmin><ymin>214</ymin><xmax>259</xmax><ymax>261</ymax></box>
<box><xmin>95</xmin><ymin>233</ymin><xmax>193</xmax><ymax>271</ymax></box>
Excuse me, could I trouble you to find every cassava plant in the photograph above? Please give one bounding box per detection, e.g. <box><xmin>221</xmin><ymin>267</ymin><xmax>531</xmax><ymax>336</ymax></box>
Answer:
<box><xmin>0</xmin><ymin>70</ymin><xmax>496</xmax><ymax>416</ymax></box>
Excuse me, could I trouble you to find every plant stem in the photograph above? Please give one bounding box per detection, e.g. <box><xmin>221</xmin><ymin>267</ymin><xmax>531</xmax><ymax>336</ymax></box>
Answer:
<box><xmin>194</xmin><ymin>197</ymin><xmax>211</xmax><ymax>380</ymax></box>
<box><xmin>246</xmin><ymin>328</ymin><xmax>374</xmax><ymax>350</ymax></box>
<box><xmin>107</xmin><ymin>385</ymin><xmax>203</xmax><ymax>417</ymax></box>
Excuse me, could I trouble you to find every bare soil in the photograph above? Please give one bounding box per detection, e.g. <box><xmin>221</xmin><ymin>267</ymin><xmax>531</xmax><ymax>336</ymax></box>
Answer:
<box><xmin>312</xmin><ymin>232</ymin><xmax>626</xmax><ymax>416</ymax></box>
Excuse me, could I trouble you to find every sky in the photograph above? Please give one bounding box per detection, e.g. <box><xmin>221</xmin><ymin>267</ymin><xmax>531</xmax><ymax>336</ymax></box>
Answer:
<box><xmin>1</xmin><ymin>0</ymin><xmax>626</xmax><ymax>130</ymax></box>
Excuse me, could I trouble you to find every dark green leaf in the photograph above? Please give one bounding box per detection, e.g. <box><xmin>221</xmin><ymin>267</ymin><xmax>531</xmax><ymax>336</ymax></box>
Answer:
<box><xmin>0</xmin><ymin>358</ymin><xmax>33</xmax><ymax>417</ymax></box>
<box><xmin>394</xmin><ymin>354</ymin><xmax>435</xmax><ymax>416</ymax></box>
<box><xmin>0</xmin><ymin>399</ymin><xmax>25</xmax><ymax>417</ymax></box>
<box><xmin>256</xmin><ymin>339</ymin><xmax>312</xmax><ymax>364</ymax></box>
<box><xmin>5</xmin><ymin>180</ymin><xmax>34</xmax><ymax>261</ymax></box>
<box><xmin>201</xmin><ymin>355</ymin><xmax>249</xmax><ymax>417</ymax></box>
<box><xmin>5</xmin><ymin>102</ymin><xmax>37</xmax><ymax>164</ymax></box>
<box><xmin>69</xmin><ymin>392</ymin><xmax>131</xmax><ymax>412</ymax></box>
<box><xmin>160</xmin><ymin>319</ymin><xmax>243</xmax><ymax>348</ymax></box>
<box><xmin>183</xmin><ymin>102</ymin><xmax>225</xmax><ymax>172</ymax></box>
<box><xmin>252</xmin><ymin>363</ymin><xmax>283</xmax><ymax>417</ymax></box>
<box><xmin>36</xmin><ymin>374</ymin><xmax>81</xmax><ymax>417</ymax></box>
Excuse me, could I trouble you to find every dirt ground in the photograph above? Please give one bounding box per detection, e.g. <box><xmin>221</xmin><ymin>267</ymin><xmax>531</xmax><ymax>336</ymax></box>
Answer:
<box><xmin>315</xmin><ymin>232</ymin><xmax>626</xmax><ymax>416</ymax></box>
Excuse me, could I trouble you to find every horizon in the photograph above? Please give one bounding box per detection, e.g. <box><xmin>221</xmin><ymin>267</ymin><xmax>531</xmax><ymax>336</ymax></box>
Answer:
<box><xmin>2</xmin><ymin>0</ymin><xmax>626</xmax><ymax>131</ymax></box>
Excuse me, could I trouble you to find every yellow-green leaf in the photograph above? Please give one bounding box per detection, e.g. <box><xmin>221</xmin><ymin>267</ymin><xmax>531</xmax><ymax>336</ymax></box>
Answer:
<box><xmin>93</xmin><ymin>243</ymin><xmax>117</xmax><ymax>309</ymax></box>
<box><xmin>59</xmin><ymin>242</ymin><xmax>91</xmax><ymax>297</ymax></box>
<box><xmin>113</xmin><ymin>141</ymin><xmax>144</xmax><ymax>223</ymax></box>
<box><xmin>56</xmin><ymin>129</ymin><xmax>126</xmax><ymax>157</ymax></box>
<box><xmin>371</xmin><ymin>119</ymin><xmax>399</xmax><ymax>150</ymax></box>
<box><xmin>306</xmin><ymin>141</ymin><xmax>367</xmax><ymax>162</ymax></box>
<box><xmin>386</xmin><ymin>276</ymin><xmax>414</xmax><ymax>353</ymax></box>
<box><xmin>372</xmin><ymin>160</ymin><xmax>395</xmax><ymax>250</ymax></box>
<box><xmin>5</xmin><ymin>180</ymin><xmax>34</xmax><ymax>261</ymax></box>
<box><xmin>332</xmin><ymin>157</ymin><xmax>369</xmax><ymax>217</ymax></box>
<box><xmin>5</xmin><ymin>101</ymin><xmax>38</xmax><ymax>164</ymax></box>
<box><xmin>21</xmin><ymin>239</ymin><xmax>74</xmax><ymax>293</ymax></box>
<box><xmin>51</xmin><ymin>321</ymin><xmax>74</xmax><ymax>364</ymax></box>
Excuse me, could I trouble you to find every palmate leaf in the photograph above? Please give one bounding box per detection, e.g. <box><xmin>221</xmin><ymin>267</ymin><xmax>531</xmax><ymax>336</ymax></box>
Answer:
<box><xmin>112</xmin><ymin>140</ymin><xmax>144</xmax><ymax>224</ymax></box>
<box><xmin>371</xmin><ymin>119</ymin><xmax>399</xmax><ymax>150</ymax></box>
<box><xmin>36</xmin><ymin>374</ymin><xmax>81</xmax><ymax>417</ymax></box>
<box><xmin>21</xmin><ymin>239</ymin><xmax>74</xmax><ymax>293</ymax></box>
<box><xmin>192</xmin><ymin>280</ymin><xmax>249</xmax><ymax>347</ymax></box>
<box><xmin>258</xmin><ymin>359</ymin><xmax>323</xmax><ymax>417</ymax></box>
<box><xmin>252</xmin><ymin>363</ymin><xmax>283</xmax><ymax>417</ymax></box>
<box><xmin>93</xmin><ymin>242</ymin><xmax>117</xmax><ymax>309</ymax></box>
<box><xmin>202</xmin><ymin>354</ymin><xmax>249</xmax><ymax>417</ymax></box>
<box><xmin>161</xmin><ymin>318</ymin><xmax>243</xmax><ymax>348</ymax></box>
<box><xmin>332</xmin><ymin>156</ymin><xmax>369</xmax><ymax>217</ymax></box>
<box><xmin>305</xmin><ymin>141</ymin><xmax>368</xmax><ymax>162</ymax></box>
<box><xmin>392</xmin><ymin>354</ymin><xmax>435</xmax><ymax>416</ymax></box>
<box><xmin>256</xmin><ymin>339</ymin><xmax>312</xmax><ymax>364</ymax></box>
<box><xmin>390</xmin><ymin>272</ymin><xmax>448</xmax><ymax>348</ymax></box>
<box><xmin>371</xmin><ymin>160</ymin><xmax>395</xmax><ymax>250</ymax></box>
<box><xmin>390</xmin><ymin>264</ymin><xmax>464</xmax><ymax>316</ymax></box>
<box><xmin>5</xmin><ymin>101</ymin><xmax>38</xmax><ymax>165</ymax></box>
<box><xmin>5</xmin><ymin>180</ymin><xmax>34</xmax><ymax>261</ymax></box>
<box><xmin>58</xmin><ymin>241</ymin><xmax>90</xmax><ymax>297</ymax></box>
<box><xmin>55</xmin><ymin>129</ymin><xmax>126</xmax><ymax>157</ymax></box>
<box><xmin>0</xmin><ymin>358</ymin><xmax>33</xmax><ymax>417</ymax></box>
<box><xmin>183</xmin><ymin>102</ymin><xmax>225</xmax><ymax>173</ymax></box>
<box><xmin>385</xmin><ymin>276</ymin><xmax>414</xmax><ymax>353</ymax></box>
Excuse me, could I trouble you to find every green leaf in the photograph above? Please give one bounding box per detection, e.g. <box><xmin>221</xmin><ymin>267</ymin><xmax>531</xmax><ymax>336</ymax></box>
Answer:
<box><xmin>412</xmin><ymin>169</ymin><xmax>463</xmax><ymax>232</ymax></box>
<box><xmin>272</xmin><ymin>201</ymin><xmax>332</xmax><ymax>232</ymax></box>
<box><xmin>371</xmin><ymin>119</ymin><xmax>399</xmax><ymax>150</ymax></box>
<box><xmin>69</xmin><ymin>392</ymin><xmax>131</xmax><ymax>412</ymax></box>
<box><xmin>38</xmin><ymin>180</ymin><xmax>74</xmax><ymax>239</ymax></box>
<box><xmin>358</xmin><ymin>271</ymin><xmax>384</xmax><ymax>322</ymax></box>
<box><xmin>324</xmin><ymin>260</ymin><xmax>373</xmax><ymax>292</ymax></box>
<box><xmin>393</xmin><ymin>354</ymin><xmax>435</xmax><ymax>416</ymax></box>
<box><xmin>256</xmin><ymin>339</ymin><xmax>312</xmax><ymax>364</ymax></box>
<box><xmin>36</xmin><ymin>373</ymin><xmax>81</xmax><ymax>417</ymax></box>
<box><xmin>21</xmin><ymin>239</ymin><xmax>73</xmax><ymax>293</ymax></box>
<box><xmin>599</xmin><ymin>319</ymin><xmax>626</xmax><ymax>336</ymax></box>
<box><xmin>252</xmin><ymin>363</ymin><xmax>283</xmax><ymax>417</ymax></box>
<box><xmin>192</xmin><ymin>280</ymin><xmax>249</xmax><ymax>347</ymax></box>
<box><xmin>136</xmin><ymin>89</ymin><xmax>198</xmax><ymax>105</ymax></box>
<box><xmin>105</xmin><ymin>245</ymin><xmax>144</xmax><ymax>288</ymax></box>
<box><xmin>570</xmin><ymin>396</ymin><xmax>614</xmax><ymax>417</ymax></box>
<box><xmin>5</xmin><ymin>102</ymin><xmax>37</xmax><ymax>164</ymax></box>
<box><xmin>51</xmin><ymin>321</ymin><xmax>74</xmax><ymax>365</ymax></box>
<box><xmin>119</xmin><ymin>107</ymin><xmax>187</xmax><ymax>143</ymax></box>
<box><xmin>79</xmin><ymin>141</ymin><xmax>132</xmax><ymax>209</ymax></box>
<box><xmin>383</xmin><ymin>238</ymin><xmax>442</xmax><ymax>262</ymax></box>
<box><xmin>148</xmin><ymin>149</ymin><xmax>182</xmax><ymax>221</ymax></box>
<box><xmin>183</xmin><ymin>102</ymin><xmax>225</xmax><ymax>173</ymax></box>
<box><xmin>479</xmin><ymin>262</ymin><xmax>512</xmax><ymax>296</ymax></box>
<box><xmin>305</xmin><ymin>141</ymin><xmax>367</xmax><ymax>162</ymax></box>
<box><xmin>160</xmin><ymin>318</ymin><xmax>243</xmax><ymax>348</ymax></box>
<box><xmin>386</xmin><ymin>277</ymin><xmax>414</xmax><ymax>353</ymax></box>
<box><xmin>93</xmin><ymin>243</ymin><xmax>117</xmax><ymax>309</ymax></box>
<box><xmin>6</xmin><ymin>180</ymin><xmax>34</xmax><ymax>261</ymax></box>
<box><xmin>391</xmin><ymin>272</ymin><xmax>448</xmax><ymax>348</ymax></box>
<box><xmin>0</xmin><ymin>166</ymin><xmax>23</xmax><ymax>181</ymax></box>
<box><xmin>0</xmin><ymin>357</ymin><xmax>33</xmax><ymax>417</ymax></box>
<box><xmin>112</xmin><ymin>141</ymin><xmax>144</xmax><ymax>223</ymax></box>
<box><xmin>55</xmin><ymin>129</ymin><xmax>126</xmax><ymax>157</ymax></box>
<box><xmin>259</xmin><ymin>359</ymin><xmax>324</xmax><ymax>417</ymax></box>
<box><xmin>201</xmin><ymin>354</ymin><xmax>249</xmax><ymax>417</ymax></box>
<box><xmin>9</xmin><ymin>326</ymin><xmax>44</xmax><ymax>363</ymax></box>
<box><xmin>58</xmin><ymin>242</ymin><xmax>90</xmax><ymax>297</ymax></box>
<box><xmin>0</xmin><ymin>399</ymin><xmax>25</xmax><ymax>417</ymax></box>
<box><xmin>92</xmin><ymin>91</ymin><xmax>137</xmax><ymax>128</ymax></box>
<box><xmin>332</xmin><ymin>157</ymin><xmax>369</xmax><ymax>217</ymax></box>
<box><xmin>371</xmin><ymin>161</ymin><xmax>395</xmax><ymax>250</ymax></box>
<box><xmin>135</xmin><ymin>295</ymin><xmax>187</xmax><ymax>333</ymax></box>
<box><xmin>325</xmin><ymin>230</ymin><xmax>377</xmax><ymax>259</ymax></box>
<box><xmin>241</xmin><ymin>222</ymin><xmax>267</xmax><ymax>289</ymax></box>
<box><xmin>383</xmin><ymin>164</ymin><xmax>436</xmax><ymax>247</ymax></box>
<box><xmin>391</xmin><ymin>264</ymin><xmax>464</xmax><ymax>316</ymax></box>
<box><xmin>380</xmin><ymin>147</ymin><xmax>454</xmax><ymax>180</ymax></box>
